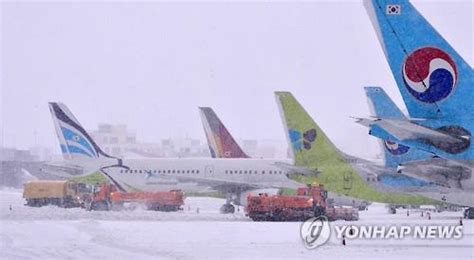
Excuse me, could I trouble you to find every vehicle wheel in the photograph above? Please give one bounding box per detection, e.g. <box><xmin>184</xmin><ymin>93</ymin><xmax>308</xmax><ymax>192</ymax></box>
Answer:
<box><xmin>464</xmin><ymin>207</ymin><xmax>474</xmax><ymax>219</ymax></box>
<box><xmin>220</xmin><ymin>204</ymin><xmax>235</xmax><ymax>214</ymax></box>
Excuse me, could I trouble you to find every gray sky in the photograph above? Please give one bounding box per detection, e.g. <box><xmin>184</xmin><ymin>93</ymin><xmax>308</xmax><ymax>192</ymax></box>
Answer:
<box><xmin>1</xmin><ymin>0</ymin><xmax>472</xmax><ymax>159</ymax></box>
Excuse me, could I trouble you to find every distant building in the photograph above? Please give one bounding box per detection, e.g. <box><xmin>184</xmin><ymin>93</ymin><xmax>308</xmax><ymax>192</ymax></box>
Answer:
<box><xmin>89</xmin><ymin>124</ymin><xmax>210</xmax><ymax>158</ymax></box>
<box><xmin>161</xmin><ymin>138</ymin><xmax>209</xmax><ymax>157</ymax></box>
<box><xmin>90</xmin><ymin>124</ymin><xmax>138</xmax><ymax>157</ymax></box>
<box><xmin>29</xmin><ymin>146</ymin><xmax>53</xmax><ymax>161</ymax></box>
<box><xmin>0</xmin><ymin>147</ymin><xmax>37</xmax><ymax>162</ymax></box>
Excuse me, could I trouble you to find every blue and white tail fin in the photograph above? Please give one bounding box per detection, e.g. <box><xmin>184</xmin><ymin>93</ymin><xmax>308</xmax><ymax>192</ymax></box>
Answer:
<box><xmin>365</xmin><ymin>86</ymin><xmax>406</xmax><ymax>120</ymax></box>
<box><xmin>364</xmin><ymin>0</ymin><xmax>473</xmax><ymax>119</ymax></box>
<box><xmin>49</xmin><ymin>102</ymin><xmax>113</xmax><ymax>160</ymax></box>
<box><xmin>365</xmin><ymin>86</ymin><xmax>432</xmax><ymax>167</ymax></box>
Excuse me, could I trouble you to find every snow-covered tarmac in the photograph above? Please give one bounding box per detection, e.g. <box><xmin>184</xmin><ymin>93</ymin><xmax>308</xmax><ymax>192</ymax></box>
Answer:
<box><xmin>1</xmin><ymin>189</ymin><xmax>473</xmax><ymax>259</ymax></box>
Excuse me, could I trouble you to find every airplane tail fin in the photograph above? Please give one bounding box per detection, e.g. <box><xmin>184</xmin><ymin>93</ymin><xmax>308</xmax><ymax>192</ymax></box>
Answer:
<box><xmin>49</xmin><ymin>102</ymin><xmax>113</xmax><ymax>160</ymax></box>
<box><xmin>275</xmin><ymin>91</ymin><xmax>344</xmax><ymax>169</ymax></box>
<box><xmin>198</xmin><ymin>107</ymin><xmax>249</xmax><ymax>158</ymax></box>
<box><xmin>364</xmin><ymin>0</ymin><xmax>473</xmax><ymax>119</ymax></box>
<box><xmin>364</xmin><ymin>87</ymin><xmax>431</xmax><ymax>167</ymax></box>
<box><xmin>275</xmin><ymin>91</ymin><xmax>438</xmax><ymax>205</ymax></box>
<box><xmin>365</xmin><ymin>86</ymin><xmax>406</xmax><ymax>120</ymax></box>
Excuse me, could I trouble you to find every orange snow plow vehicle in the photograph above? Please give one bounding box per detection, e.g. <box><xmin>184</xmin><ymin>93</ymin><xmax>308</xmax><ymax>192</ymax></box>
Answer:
<box><xmin>83</xmin><ymin>183</ymin><xmax>184</xmax><ymax>212</ymax></box>
<box><xmin>246</xmin><ymin>184</ymin><xmax>358</xmax><ymax>221</ymax></box>
<box><xmin>246</xmin><ymin>184</ymin><xmax>327</xmax><ymax>221</ymax></box>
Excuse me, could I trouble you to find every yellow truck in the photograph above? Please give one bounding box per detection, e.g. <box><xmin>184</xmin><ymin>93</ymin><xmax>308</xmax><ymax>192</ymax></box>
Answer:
<box><xmin>23</xmin><ymin>180</ymin><xmax>92</xmax><ymax>208</ymax></box>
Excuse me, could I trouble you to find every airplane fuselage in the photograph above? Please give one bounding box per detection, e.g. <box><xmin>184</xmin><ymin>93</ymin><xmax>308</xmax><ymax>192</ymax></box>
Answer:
<box><xmin>98</xmin><ymin>157</ymin><xmax>301</xmax><ymax>193</ymax></box>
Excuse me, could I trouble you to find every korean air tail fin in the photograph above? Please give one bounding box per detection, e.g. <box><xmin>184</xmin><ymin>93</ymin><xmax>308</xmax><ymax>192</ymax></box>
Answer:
<box><xmin>198</xmin><ymin>107</ymin><xmax>249</xmax><ymax>158</ymax></box>
<box><xmin>365</xmin><ymin>86</ymin><xmax>406</xmax><ymax>120</ymax></box>
<box><xmin>365</xmin><ymin>0</ymin><xmax>473</xmax><ymax>119</ymax></box>
<box><xmin>364</xmin><ymin>87</ymin><xmax>432</xmax><ymax>167</ymax></box>
<box><xmin>49</xmin><ymin>102</ymin><xmax>114</xmax><ymax>160</ymax></box>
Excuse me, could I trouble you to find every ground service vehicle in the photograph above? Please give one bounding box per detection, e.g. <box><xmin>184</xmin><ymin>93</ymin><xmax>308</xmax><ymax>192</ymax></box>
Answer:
<box><xmin>23</xmin><ymin>180</ymin><xmax>91</xmax><ymax>208</ymax></box>
<box><xmin>246</xmin><ymin>184</ymin><xmax>358</xmax><ymax>221</ymax></box>
<box><xmin>85</xmin><ymin>184</ymin><xmax>185</xmax><ymax>211</ymax></box>
<box><xmin>246</xmin><ymin>184</ymin><xmax>327</xmax><ymax>221</ymax></box>
<box><xmin>325</xmin><ymin>207</ymin><xmax>359</xmax><ymax>221</ymax></box>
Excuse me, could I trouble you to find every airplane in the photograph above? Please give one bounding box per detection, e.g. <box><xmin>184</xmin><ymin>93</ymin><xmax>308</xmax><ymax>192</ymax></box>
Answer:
<box><xmin>359</xmin><ymin>0</ymin><xmax>473</xmax><ymax>161</ymax></box>
<box><xmin>48</xmin><ymin>102</ymin><xmax>311</xmax><ymax>213</ymax></box>
<box><xmin>275</xmin><ymin>91</ymin><xmax>460</xmax><ymax>207</ymax></box>
<box><xmin>364</xmin><ymin>86</ymin><xmax>433</xmax><ymax>169</ymax></box>
<box><xmin>364</xmin><ymin>87</ymin><xmax>473</xmax><ymax>208</ymax></box>
<box><xmin>199</xmin><ymin>106</ymin><xmax>372</xmax><ymax>209</ymax></box>
<box><xmin>356</xmin><ymin>0</ymin><xmax>473</xmax><ymax>211</ymax></box>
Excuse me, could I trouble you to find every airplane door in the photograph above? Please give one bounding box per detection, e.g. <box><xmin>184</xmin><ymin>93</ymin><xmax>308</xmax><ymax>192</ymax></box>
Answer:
<box><xmin>204</xmin><ymin>165</ymin><xmax>214</xmax><ymax>178</ymax></box>
<box><xmin>343</xmin><ymin>170</ymin><xmax>353</xmax><ymax>192</ymax></box>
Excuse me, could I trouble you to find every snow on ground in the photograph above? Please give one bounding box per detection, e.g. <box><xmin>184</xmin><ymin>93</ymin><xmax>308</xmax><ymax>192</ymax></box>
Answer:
<box><xmin>1</xmin><ymin>188</ymin><xmax>473</xmax><ymax>259</ymax></box>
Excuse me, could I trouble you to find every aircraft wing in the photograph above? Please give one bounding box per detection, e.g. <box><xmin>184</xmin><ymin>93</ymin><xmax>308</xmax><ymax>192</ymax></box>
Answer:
<box><xmin>397</xmin><ymin>157</ymin><xmax>472</xmax><ymax>189</ymax></box>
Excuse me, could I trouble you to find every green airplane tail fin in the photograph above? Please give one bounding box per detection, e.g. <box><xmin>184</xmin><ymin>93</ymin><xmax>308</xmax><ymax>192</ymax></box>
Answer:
<box><xmin>275</xmin><ymin>91</ymin><xmax>438</xmax><ymax>205</ymax></box>
<box><xmin>275</xmin><ymin>91</ymin><xmax>345</xmax><ymax>169</ymax></box>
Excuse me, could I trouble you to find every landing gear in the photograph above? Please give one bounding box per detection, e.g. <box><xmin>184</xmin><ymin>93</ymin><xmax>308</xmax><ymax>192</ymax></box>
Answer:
<box><xmin>220</xmin><ymin>193</ymin><xmax>237</xmax><ymax>214</ymax></box>
<box><xmin>464</xmin><ymin>207</ymin><xmax>474</xmax><ymax>219</ymax></box>
<box><xmin>220</xmin><ymin>203</ymin><xmax>235</xmax><ymax>214</ymax></box>
<box><xmin>388</xmin><ymin>206</ymin><xmax>397</xmax><ymax>214</ymax></box>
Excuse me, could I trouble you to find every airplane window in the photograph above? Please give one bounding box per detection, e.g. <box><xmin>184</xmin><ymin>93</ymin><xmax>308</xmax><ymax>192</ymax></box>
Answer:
<box><xmin>269</xmin><ymin>170</ymin><xmax>272</xmax><ymax>174</ymax></box>
<box><xmin>262</xmin><ymin>171</ymin><xmax>265</xmax><ymax>174</ymax></box>
<box><xmin>244</xmin><ymin>170</ymin><xmax>247</xmax><ymax>174</ymax></box>
<box><xmin>191</xmin><ymin>170</ymin><xmax>194</xmax><ymax>173</ymax></box>
<box><xmin>167</xmin><ymin>170</ymin><xmax>171</xmax><ymax>174</ymax></box>
<box><xmin>197</xmin><ymin>170</ymin><xmax>200</xmax><ymax>174</ymax></box>
<box><xmin>177</xmin><ymin>170</ymin><xmax>180</xmax><ymax>174</ymax></box>
<box><xmin>187</xmin><ymin>170</ymin><xmax>190</xmax><ymax>174</ymax></box>
<box><xmin>254</xmin><ymin>171</ymin><xmax>257</xmax><ymax>174</ymax></box>
<box><xmin>172</xmin><ymin>170</ymin><xmax>175</xmax><ymax>173</ymax></box>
